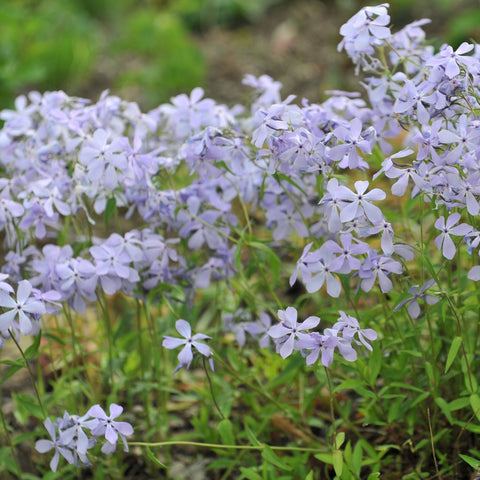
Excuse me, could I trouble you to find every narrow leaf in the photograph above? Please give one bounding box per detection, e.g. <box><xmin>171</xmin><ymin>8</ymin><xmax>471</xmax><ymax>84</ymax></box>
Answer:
<box><xmin>239</xmin><ymin>467</ymin><xmax>263</xmax><ymax>480</ymax></box>
<box><xmin>332</xmin><ymin>450</ymin><xmax>343</xmax><ymax>476</ymax></box>
<box><xmin>218</xmin><ymin>419</ymin><xmax>235</xmax><ymax>445</ymax></box>
<box><xmin>105</xmin><ymin>197</ymin><xmax>116</xmax><ymax>228</ymax></box>
<box><xmin>146</xmin><ymin>447</ymin><xmax>167</xmax><ymax>468</ymax></box>
<box><xmin>445</xmin><ymin>336</ymin><xmax>463</xmax><ymax>373</ymax></box>
<box><xmin>24</xmin><ymin>333</ymin><xmax>41</xmax><ymax>360</ymax></box>
<box><xmin>459</xmin><ymin>454</ymin><xmax>480</xmax><ymax>469</ymax></box>
<box><xmin>261</xmin><ymin>446</ymin><xmax>291</xmax><ymax>471</ymax></box>
<box><xmin>1</xmin><ymin>359</ymin><xmax>24</xmax><ymax>384</ymax></box>
<box><xmin>470</xmin><ymin>393</ymin><xmax>480</xmax><ymax>422</ymax></box>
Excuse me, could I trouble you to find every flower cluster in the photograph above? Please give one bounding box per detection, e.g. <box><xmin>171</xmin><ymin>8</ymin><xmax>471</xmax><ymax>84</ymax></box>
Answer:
<box><xmin>267</xmin><ymin>307</ymin><xmax>377</xmax><ymax>367</ymax></box>
<box><xmin>35</xmin><ymin>404</ymin><xmax>133</xmax><ymax>472</ymax></box>
<box><xmin>5</xmin><ymin>2</ymin><xmax>480</xmax><ymax>473</ymax></box>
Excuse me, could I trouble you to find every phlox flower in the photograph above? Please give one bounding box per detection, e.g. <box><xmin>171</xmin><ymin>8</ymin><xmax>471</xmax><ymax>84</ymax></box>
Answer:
<box><xmin>88</xmin><ymin>404</ymin><xmax>134</xmax><ymax>454</ymax></box>
<box><xmin>302</xmin><ymin>243</ymin><xmax>342</xmax><ymax>297</ymax></box>
<box><xmin>36</xmin><ymin>405</ymin><xmax>134</xmax><ymax>471</ymax></box>
<box><xmin>162</xmin><ymin>319</ymin><xmax>214</xmax><ymax>372</ymax></box>
<box><xmin>327</xmin><ymin>233</ymin><xmax>370</xmax><ymax>274</ymax></box>
<box><xmin>333</xmin><ymin>311</ymin><xmax>378</xmax><ymax>351</ymax></box>
<box><xmin>246</xmin><ymin>312</ymin><xmax>272</xmax><ymax>349</ymax></box>
<box><xmin>268</xmin><ymin>306</ymin><xmax>320</xmax><ymax>359</ymax></box>
<box><xmin>434</xmin><ymin>213</ymin><xmax>472</xmax><ymax>260</ymax></box>
<box><xmin>335</xmin><ymin>180</ymin><xmax>386</xmax><ymax>224</ymax></box>
<box><xmin>359</xmin><ymin>250</ymin><xmax>402</xmax><ymax>293</ymax></box>
<box><xmin>296</xmin><ymin>329</ymin><xmax>356</xmax><ymax>367</ymax></box>
<box><xmin>328</xmin><ymin>118</ymin><xmax>372</xmax><ymax>169</ymax></box>
<box><xmin>393</xmin><ymin>279</ymin><xmax>439</xmax><ymax>319</ymax></box>
<box><xmin>242</xmin><ymin>74</ymin><xmax>282</xmax><ymax>110</ymax></box>
<box><xmin>427</xmin><ymin>42</ymin><xmax>475</xmax><ymax>79</ymax></box>
<box><xmin>289</xmin><ymin>242</ymin><xmax>321</xmax><ymax>286</ymax></box>
<box><xmin>338</xmin><ymin>3</ymin><xmax>391</xmax><ymax>61</ymax></box>
<box><xmin>0</xmin><ymin>273</ymin><xmax>13</xmax><ymax>294</ymax></box>
<box><xmin>0</xmin><ymin>279</ymin><xmax>46</xmax><ymax>334</ymax></box>
<box><xmin>318</xmin><ymin>178</ymin><xmax>345</xmax><ymax>233</ymax></box>
<box><xmin>35</xmin><ymin>418</ymin><xmax>74</xmax><ymax>472</ymax></box>
<box><xmin>58</xmin><ymin>412</ymin><xmax>98</xmax><ymax>457</ymax></box>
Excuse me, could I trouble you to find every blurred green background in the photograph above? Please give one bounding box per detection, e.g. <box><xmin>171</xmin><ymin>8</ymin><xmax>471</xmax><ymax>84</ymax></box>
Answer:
<box><xmin>1</xmin><ymin>0</ymin><xmax>479</xmax><ymax>110</ymax></box>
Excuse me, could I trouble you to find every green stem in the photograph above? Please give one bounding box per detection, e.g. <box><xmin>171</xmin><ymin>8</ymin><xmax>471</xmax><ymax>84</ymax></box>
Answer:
<box><xmin>444</xmin><ymin>294</ymin><xmax>474</xmax><ymax>392</ymax></box>
<box><xmin>10</xmin><ymin>331</ymin><xmax>46</xmax><ymax>419</ymax></box>
<box><xmin>203</xmin><ymin>357</ymin><xmax>224</xmax><ymax>419</ymax></box>
<box><xmin>0</xmin><ymin>391</ymin><xmax>22</xmax><ymax>478</ymax></box>
<box><xmin>97</xmin><ymin>291</ymin><xmax>114</xmax><ymax>390</ymax></box>
<box><xmin>135</xmin><ymin>300</ymin><xmax>151</xmax><ymax>431</ymax></box>
<box><xmin>324</xmin><ymin>367</ymin><xmax>337</xmax><ymax>443</ymax></box>
<box><xmin>130</xmin><ymin>440</ymin><xmax>325</xmax><ymax>453</ymax></box>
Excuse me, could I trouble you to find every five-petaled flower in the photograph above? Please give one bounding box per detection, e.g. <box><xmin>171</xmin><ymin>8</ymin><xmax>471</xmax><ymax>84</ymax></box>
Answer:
<box><xmin>268</xmin><ymin>306</ymin><xmax>320</xmax><ymax>359</ymax></box>
<box><xmin>0</xmin><ymin>279</ymin><xmax>46</xmax><ymax>334</ymax></box>
<box><xmin>162</xmin><ymin>319</ymin><xmax>214</xmax><ymax>372</ymax></box>
<box><xmin>434</xmin><ymin>213</ymin><xmax>472</xmax><ymax>260</ymax></box>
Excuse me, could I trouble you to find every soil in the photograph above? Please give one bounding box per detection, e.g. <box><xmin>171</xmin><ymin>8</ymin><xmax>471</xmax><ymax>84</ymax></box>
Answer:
<box><xmin>196</xmin><ymin>0</ymin><xmax>360</xmax><ymax>107</ymax></box>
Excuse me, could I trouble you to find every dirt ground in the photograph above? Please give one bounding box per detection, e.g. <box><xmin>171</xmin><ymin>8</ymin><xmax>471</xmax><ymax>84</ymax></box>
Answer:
<box><xmin>196</xmin><ymin>0</ymin><xmax>359</xmax><ymax>106</ymax></box>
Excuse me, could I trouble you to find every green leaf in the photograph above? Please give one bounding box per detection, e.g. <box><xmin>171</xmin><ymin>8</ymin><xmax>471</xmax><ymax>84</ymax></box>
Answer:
<box><xmin>261</xmin><ymin>446</ymin><xmax>291</xmax><ymax>471</ymax></box>
<box><xmin>334</xmin><ymin>379</ymin><xmax>367</xmax><ymax>392</ymax></box>
<box><xmin>352</xmin><ymin>441</ymin><xmax>364</xmax><ymax>474</ymax></box>
<box><xmin>273</xmin><ymin>172</ymin><xmax>308</xmax><ymax>197</ymax></box>
<box><xmin>459</xmin><ymin>453</ymin><xmax>480</xmax><ymax>469</ymax></box>
<box><xmin>13</xmin><ymin>431</ymin><xmax>40</xmax><ymax>445</ymax></box>
<box><xmin>0</xmin><ymin>359</ymin><xmax>24</xmax><ymax>384</ymax></box>
<box><xmin>0</xmin><ymin>446</ymin><xmax>19</xmax><ymax>475</ymax></box>
<box><xmin>104</xmin><ymin>196</ymin><xmax>116</xmax><ymax>228</ymax></box>
<box><xmin>315</xmin><ymin>453</ymin><xmax>333</xmax><ymax>464</ymax></box>
<box><xmin>334</xmin><ymin>431</ymin><xmax>345</xmax><ymax>449</ymax></box>
<box><xmin>368</xmin><ymin>344</ymin><xmax>382</xmax><ymax>386</ymax></box>
<box><xmin>146</xmin><ymin>447</ymin><xmax>167</xmax><ymax>468</ymax></box>
<box><xmin>239</xmin><ymin>467</ymin><xmax>263</xmax><ymax>480</ymax></box>
<box><xmin>435</xmin><ymin>397</ymin><xmax>453</xmax><ymax>424</ymax></box>
<box><xmin>244</xmin><ymin>419</ymin><xmax>261</xmax><ymax>446</ymax></box>
<box><xmin>332</xmin><ymin>450</ymin><xmax>343</xmax><ymax>476</ymax></box>
<box><xmin>218</xmin><ymin>419</ymin><xmax>235</xmax><ymax>445</ymax></box>
<box><xmin>445</xmin><ymin>336</ymin><xmax>463</xmax><ymax>373</ymax></box>
<box><xmin>470</xmin><ymin>393</ymin><xmax>480</xmax><ymax>422</ymax></box>
<box><xmin>449</xmin><ymin>397</ymin><xmax>470</xmax><ymax>411</ymax></box>
<box><xmin>24</xmin><ymin>333</ymin><xmax>41</xmax><ymax>360</ymax></box>
<box><xmin>13</xmin><ymin>393</ymin><xmax>43</xmax><ymax>420</ymax></box>
<box><xmin>425</xmin><ymin>361</ymin><xmax>435</xmax><ymax>385</ymax></box>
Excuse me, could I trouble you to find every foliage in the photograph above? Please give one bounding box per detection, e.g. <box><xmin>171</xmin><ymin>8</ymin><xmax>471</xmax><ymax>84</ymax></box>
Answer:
<box><xmin>170</xmin><ymin>0</ymin><xmax>282</xmax><ymax>30</ymax></box>
<box><xmin>0</xmin><ymin>1</ymin><xmax>98</xmax><ymax>108</ymax></box>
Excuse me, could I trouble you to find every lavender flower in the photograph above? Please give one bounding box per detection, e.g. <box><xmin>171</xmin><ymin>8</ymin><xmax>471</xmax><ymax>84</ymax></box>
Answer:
<box><xmin>35</xmin><ymin>418</ymin><xmax>74</xmax><ymax>472</ymax></box>
<box><xmin>393</xmin><ymin>279</ymin><xmax>439</xmax><ymax>318</ymax></box>
<box><xmin>426</xmin><ymin>42</ymin><xmax>475</xmax><ymax>79</ymax></box>
<box><xmin>268</xmin><ymin>306</ymin><xmax>320</xmax><ymax>359</ymax></box>
<box><xmin>335</xmin><ymin>180</ymin><xmax>386</xmax><ymax>224</ymax></box>
<box><xmin>162</xmin><ymin>319</ymin><xmax>214</xmax><ymax>372</ymax></box>
<box><xmin>0</xmin><ymin>279</ymin><xmax>46</xmax><ymax>335</ymax></box>
<box><xmin>338</xmin><ymin>3</ymin><xmax>391</xmax><ymax>65</ymax></box>
<box><xmin>88</xmin><ymin>404</ymin><xmax>134</xmax><ymax>454</ymax></box>
<box><xmin>434</xmin><ymin>213</ymin><xmax>472</xmax><ymax>260</ymax></box>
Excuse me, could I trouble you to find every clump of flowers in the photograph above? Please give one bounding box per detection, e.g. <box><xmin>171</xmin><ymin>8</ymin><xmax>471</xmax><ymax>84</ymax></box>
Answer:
<box><xmin>35</xmin><ymin>404</ymin><xmax>133</xmax><ymax>472</ymax></box>
<box><xmin>2</xmin><ymin>1</ymin><xmax>480</xmax><ymax>475</ymax></box>
<box><xmin>267</xmin><ymin>307</ymin><xmax>377</xmax><ymax>367</ymax></box>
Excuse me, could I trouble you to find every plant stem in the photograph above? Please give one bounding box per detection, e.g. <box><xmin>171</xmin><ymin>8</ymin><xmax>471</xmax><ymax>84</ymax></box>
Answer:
<box><xmin>9</xmin><ymin>331</ymin><xmax>46</xmax><ymax>419</ymax></box>
<box><xmin>0</xmin><ymin>392</ymin><xmax>22</xmax><ymax>478</ymax></box>
<box><xmin>130</xmin><ymin>440</ymin><xmax>325</xmax><ymax>453</ymax></box>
